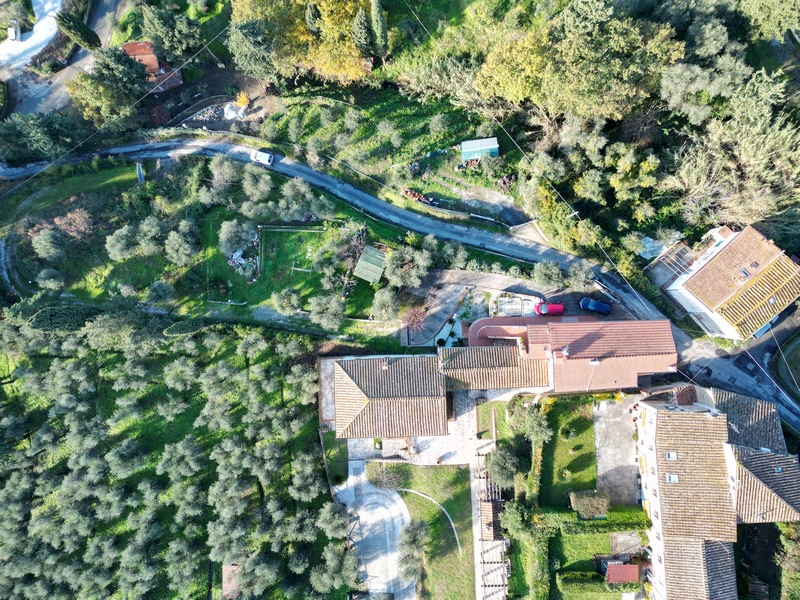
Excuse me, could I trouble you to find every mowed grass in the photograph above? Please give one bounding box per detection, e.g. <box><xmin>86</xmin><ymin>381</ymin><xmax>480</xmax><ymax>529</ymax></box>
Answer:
<box><xmin>477</xmin><ymin>400</ymin><xmax>511</xmax><ymax>440</ymax></box>
<box><xmin>323</xmin><ymin>430</ymin><xmax>348</xmax><ymax>486</ymax></box>
<box><xmin>549</xmin><ymin>532</ymin><xmax>616</xmax><ymax>600</ymax></box>
<box><xmin>540</xmin><ymin>397</ymin><xmax>597</xmax><ymax>507</ymax></box>
<box><xmin>366</xmin><ymin>462</ymin><xmax>474</xmax><ymax>600</ymax></box>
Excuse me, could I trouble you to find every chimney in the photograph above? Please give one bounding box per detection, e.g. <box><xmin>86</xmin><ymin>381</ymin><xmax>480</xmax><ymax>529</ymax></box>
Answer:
<box><xmin>381</xmin><ymin>358</ymin><xmax>389</xmax><ymax>371</ymax></box>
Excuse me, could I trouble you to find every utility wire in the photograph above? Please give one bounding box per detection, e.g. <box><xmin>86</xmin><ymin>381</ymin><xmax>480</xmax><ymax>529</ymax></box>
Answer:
<box><xmin>0</xmin><ymin>24</ymin><xmax>231</xmax><ymax>202</ymax></box>
<box><xmin>397</xmin><ymin>0</ymin><xmax>656</xmax><ymax>318</ymax></box>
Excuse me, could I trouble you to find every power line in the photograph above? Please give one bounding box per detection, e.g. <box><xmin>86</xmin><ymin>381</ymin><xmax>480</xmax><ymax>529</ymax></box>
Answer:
<box><xmin>768</xmin><ymin>322</ymin><xmax>800</xmax><ymax>392</ymax></box>
<box><xmin>397</xmin><ymin>0</ymin><xmax>657</xmax><ymax>319</ymax></box>
<box><xmin>0</xmin><ymin>24</ymin><xmax>231</xmax><ymax>202</ymax></box>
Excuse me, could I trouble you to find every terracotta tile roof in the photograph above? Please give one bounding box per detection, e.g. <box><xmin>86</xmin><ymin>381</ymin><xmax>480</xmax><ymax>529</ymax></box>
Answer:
<box><xmin>466</xmin><ymin>315</ymin><xmax>596</xmax><ymax>347</ymax></box>
<box><xmin>655</xmin><ymin>410</ymin><xmax>737</xmax><ymax>541</ymax></box>
<box><xmin>716</xmin><ymin>254</ymin><xmax>800</xmax><ymax>338</ymax></box>
<box><xmin>685</xmin><ymin>226</ymin><xmax>784</xmax><ymax>308</ymax></box>
<box><xmin>548</xmin><ymin>320</ymin><xmax>677</xmax><ymax>392</ymax></box>
<box><xmin>120</xmin><ymin>40</ymin><xmax>183</xmax><ymax>92</ymax></box>
<box><xmin>605</xmin><ymin>563</ymin><xmax>639</xmax><ymax>584</ymax></box>
<box><xmin>683</xmin><ymin>226</ymin><xmax>800</xmax><ymax>338</ymax></box>
<box><xmin>546</xmin><ymin>320</ymin><xmax>677</xmax><ymax>359</ymax></box>
<box><xmin>709</xmin><ymin>388</ymin><xmax>786</xmax><ymax>452</ymax></box>
<box><xmin>333</xmin><ymin>356</ymin><xmax>448</xmax><ymax>439</ymax></box>
<box><xmin>438</xmin><ymin>346</ymin><xmax>551</xmax><ymax>390</ymax></box>
<box><xmin>733</xmin><ymin>446</ymin><xmax>800</xmax><ymax>523</ymax></box>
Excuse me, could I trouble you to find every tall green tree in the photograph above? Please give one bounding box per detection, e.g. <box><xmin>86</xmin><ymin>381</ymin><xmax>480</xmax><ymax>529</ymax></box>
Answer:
<box><xmin>141</xmin><ymin>5</ymin><xmax>204</xmax><ymax>65</ymax></box>
<box><xmin>55</xmin><ymin>11</ymin><xmax>100</xmax><ymax>50</ymax></box>
<box><xmin>228</xmin><ymin>21</ymin><xmax>280</xmax><ymax>81</ymax></box>
<box><xmin>738</xmin><ymin>0</ymin><xmax>800</xmax><ymax>40</ymax></box>
<box><xmin>66</xmin><ymin>73</ymin><xmax>143</xmax><ymax>131</ymax></box>
<box><xmin>475</xmin><ymin>0</ymin><xmax>684</xmax><ymax>119</ymax></box>
<box><xmin>370</xmin><ymin>0</ymin><xmax>388</xmax><ymax>58</ymax></box>
<box><xmin>352</xmin><ymin>7</ymin><xmax>372</xmax><ymax>57</ymax></box>
<box><xmin>305</xmin><ymin>2</ymin><xmax>321</xmax><ymax>36</ymax></box>
<box><xmin>91</xmin><ymin>47</ymin><xmax>149</xmax><ymax>98</ymax></box>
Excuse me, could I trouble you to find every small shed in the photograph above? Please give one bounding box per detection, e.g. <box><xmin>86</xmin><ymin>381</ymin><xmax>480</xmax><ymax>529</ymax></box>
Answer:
<box><xmin>353</xmin><ymin>245</ymin><xmax>386</xmax><ymax>284</ymax></box>
<box><xmin>460</xmin><ymin>137</ymin><xmax>499</xmax><ymax>161</ymax></box>
<box><xmin>606</xmin><ymin>562</ymin><xmax>639</xmax><ymax>584</ymax></box>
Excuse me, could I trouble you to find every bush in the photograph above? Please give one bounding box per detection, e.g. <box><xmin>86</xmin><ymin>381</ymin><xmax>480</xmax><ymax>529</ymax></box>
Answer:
<box><xmin>556</xmin><ymin>571</ymin><xmax>606</xmax><ymax>594</ymax></box>
<box><xmin>487</xmin><ymin>446</ymin><xmax>519</xmax><ymax>489</ymax></box>
<box><xmin>28</xmin><ymin>304</ymin><xmax>100</xmax><ymax>331</ymax></box>
<box><xmin>570</xmin><ymin>490</ymin><xmax>610</xmax><ymax>519</ymax></box>
<box><xmin>532</xmin><ymin>261</ymin><xmax>564</xmax><ymax>287</ymax></box>
<box><xmin>558</xmin><ymin>506</ymin><xmax>651</xmax><ymax>534</ymax></box>
<box><xmin>36</xmin><ymin>268</ymin><xmax>65</xmax><ymax>290</ymax></box>
<box><xmin>163</xmin><ymin>319</ymin><xmax>209</xmax><ymax>336</ymax></box>
<box><xmin>32</xmin><ymin>229</ymin><xmax>64</xmax><ymax>262</ymax></box>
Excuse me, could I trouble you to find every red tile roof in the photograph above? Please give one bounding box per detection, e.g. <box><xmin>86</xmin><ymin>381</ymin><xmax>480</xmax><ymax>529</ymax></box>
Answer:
<box><xmin>549</xmin><ymin>320</ymin><xmax>677</xmax><ymax>392</ymax></box>
<box><xmin>606</xmin><ymin>563</ymin><xmax>639</xmax><ymax>584</ymax></box>
<box><xmin>120</xmin><ymin>40</ymin><xmax>183</xmax><ymax>91</ymax></box>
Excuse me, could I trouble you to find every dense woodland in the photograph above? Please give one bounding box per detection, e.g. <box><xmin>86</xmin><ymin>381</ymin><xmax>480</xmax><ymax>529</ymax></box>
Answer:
<box><xmin>0</xmin><ymin>300</ymin><xmax>357</xmax><ymax>599</ymax></box>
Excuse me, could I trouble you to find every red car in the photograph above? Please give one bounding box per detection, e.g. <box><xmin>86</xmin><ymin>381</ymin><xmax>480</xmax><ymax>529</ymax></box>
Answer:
<box><xmin>535</xmin><ymin>303</ymin><xmax>565</xmax><ymax>316</ymax></box>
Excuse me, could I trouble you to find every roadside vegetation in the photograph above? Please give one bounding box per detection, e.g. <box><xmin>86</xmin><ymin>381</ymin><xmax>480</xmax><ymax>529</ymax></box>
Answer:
<box><xmin>0</xmin><ymin>301</ymin><xmax>356</xmax><ymax>598</ymax></box>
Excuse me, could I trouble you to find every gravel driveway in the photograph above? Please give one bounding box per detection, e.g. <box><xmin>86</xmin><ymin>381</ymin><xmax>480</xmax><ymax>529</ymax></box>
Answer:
<box><xmin>336</xmin><ymin>461</ymin><xmax>415</xmax><ymax>600</ymax></box>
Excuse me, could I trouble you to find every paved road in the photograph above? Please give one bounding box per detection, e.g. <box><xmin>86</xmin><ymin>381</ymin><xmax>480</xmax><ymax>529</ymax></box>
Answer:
<box><xmin>2</xmin><ymin>137</ymin><xmax>799</xmax><ymax>427</ymax></box>
<box><xmin>1</xmin><ymin>0</ymin><xmax>124</xmax><ymax>115</ymax></box>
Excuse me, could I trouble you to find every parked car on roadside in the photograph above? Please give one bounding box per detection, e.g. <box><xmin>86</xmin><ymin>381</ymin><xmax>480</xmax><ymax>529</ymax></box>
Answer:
<box><xmin>535</xmin><ymin>303</ymin><xmax>565</xmax><ymax>316</ymax></box>
<box><xmin>579</xmin><ymin>297</ymin><xmax>612</xmax><ymax>315</ymax></box>
<box><xmin>250</xmin><ymin>149</ymin><xmax>274</xmax><ymax>165</ymax></box>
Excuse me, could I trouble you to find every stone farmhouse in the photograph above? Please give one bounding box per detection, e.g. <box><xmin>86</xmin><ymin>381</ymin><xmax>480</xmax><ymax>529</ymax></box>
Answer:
<box><xmin>637</xmin><ymin>385</ymin><xmax>800</xmax><ymax>600</ymax></box>
<box><xmin>319</xmin><ymin>318</ymin><xmax>677</xmax><ymax>439</ymax></box>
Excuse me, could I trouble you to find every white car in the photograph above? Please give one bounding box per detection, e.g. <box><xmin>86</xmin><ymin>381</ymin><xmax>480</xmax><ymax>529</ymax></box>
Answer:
<box><xmin>250</xmin><ymin>149</ymin><xmax>274</xmax><ymax>166</ymax></box>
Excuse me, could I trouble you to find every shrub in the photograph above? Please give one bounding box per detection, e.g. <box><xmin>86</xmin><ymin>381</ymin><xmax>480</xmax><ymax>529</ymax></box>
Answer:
<box><xmin>36</xmin><ymin>268</ymin><xmax>65</xmax><ymax>290</ymax></box>
<box><xmin>28</xmin><ymin>304</ymin><xmax>100</xmax><ymax>331</ymax></box>
<box><xmin>487</xmin><ymin>446</ymin><xmax>519</xmax><ymax>489</ymax></box>
<box><xmin>569</xmin><ymin>490</ymin><xmax>610</xmax><ymax>519</ymax></box>
<box><xmin>560</xmin><ymin>468</ymin><xmax>573</xmax><ymax>482</ymax></box>
<box><xmin>556</xmin><ymin>571</ymin><xmax>606</xmax><ymax>594</ymax></box>
<box><xmin>532</xmin><ymin>261</ymin><xmax>564</xmax><ymax>287</ymax></box>
<box><xmin>32</xmin><ymin>229</ymin><xmax>64</xmax><ymax>262</ymax></box>
<box><xmin>163</xmin><ymin>319</ymin><xmax>209</xmax><ymax>336</ymax></box>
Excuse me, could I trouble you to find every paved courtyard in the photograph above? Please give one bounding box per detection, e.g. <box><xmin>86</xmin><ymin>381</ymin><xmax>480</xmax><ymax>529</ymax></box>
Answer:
<box><xmin>335</xmin><ymin>461</ymin><xmax>415</xmax><ymax>600</ymax></box>
<box><xmin>594</xmin><ymin>395</ymin><xmax>641</xmax><ymax>505</ymax></box>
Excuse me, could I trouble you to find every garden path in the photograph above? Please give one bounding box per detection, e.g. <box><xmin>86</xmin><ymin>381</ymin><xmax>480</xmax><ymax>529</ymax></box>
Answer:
<box><xmin>335</xmin><ymin>460</ymin><xmax>415</xmax><ymax>600</ymax></box>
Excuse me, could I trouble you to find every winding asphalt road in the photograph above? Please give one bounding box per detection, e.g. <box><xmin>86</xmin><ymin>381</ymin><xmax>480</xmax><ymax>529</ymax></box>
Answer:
<box><xmin>2</xmin><ymin>137</ymin><xmax>799</xmax><ymax>429</ymax></box>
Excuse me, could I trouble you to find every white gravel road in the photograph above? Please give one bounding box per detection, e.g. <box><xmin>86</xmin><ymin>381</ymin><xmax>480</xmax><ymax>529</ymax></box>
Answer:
<box><xmin>0</xmin><ymin>0</ymin><xmax>62</xmax><ymax>71</ymax></box>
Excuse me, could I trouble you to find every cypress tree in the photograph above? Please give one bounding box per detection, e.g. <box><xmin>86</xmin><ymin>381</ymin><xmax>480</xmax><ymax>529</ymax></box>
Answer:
<box><xmin>370</xmin><ymin>0</ymin><xmax>388</xmax><ymax>58</ymax></box>
<box><xmin>305</xmin><ymin>3</ymin><xmax>321</xmax><ymax>37</ymax></box>
<box><xmin>352</xmin><ymin>7</ymin><xmax>373</xmax><ymax>57</ymax></box>
<box><xmin>55</xmin><ymin>12</ymin><xmax>101</xmax><ymax>50</ymax></box>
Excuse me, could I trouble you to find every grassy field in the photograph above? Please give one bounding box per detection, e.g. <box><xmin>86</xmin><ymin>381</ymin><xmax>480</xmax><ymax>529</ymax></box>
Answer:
<box><xmin>367</xmin><ymin>462</ymin><xmax>474</xmax><ymax>600</ymax></box>
<box><xmin>549</xmin><ymin>532</ymin><xmax>617</xmax><ymax>600</ymax></box>
<box><xmin>323</xmin><ymin>430</ymin><xmax>349</xmax><ymax>486</ymax></box>
<box><xmin>476</xmin><ymin>400</ymin><xmax>511</xmax><ymax>441</ymax></box>
<box><xmin>540</xmin><ymin>397</ymin><xmax>597</xmax><ymax>508</ymax></box>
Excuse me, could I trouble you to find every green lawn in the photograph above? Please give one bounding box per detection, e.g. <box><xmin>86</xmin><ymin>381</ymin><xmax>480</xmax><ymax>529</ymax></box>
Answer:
<box><xmin>549</xmin><ymin>532</ymin><xmax>616</xmax><ymax>600</ymax></box>
<box><xmin>323</xmin><ymin>430</ymin><xmax>348</xmax><ymax>486</ymax></box>
<box><xmin>477</xmin><ymin>400</ymin><xmax>511</xmax><ymax>440</ymax></box>
<box><xmin>366</xmin><ymin>462</ymin><xmax>474</xmax><ymax>600</ymax></box>
<box><xmin>540</xmin><ymin>397</ymin><xmax>597</xmax><ymax>507</ymax></box>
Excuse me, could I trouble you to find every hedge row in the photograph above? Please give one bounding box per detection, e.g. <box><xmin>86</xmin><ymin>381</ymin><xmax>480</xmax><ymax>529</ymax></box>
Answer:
<box><xmin>556</xmin><ymin>571</ymin><xmax>607</xmax><ymax>594</ymax></box>
<box><xmin>534</xmin><ymin>505</ymin><xmax>650</xmax><ymax>534</ymax></box>
<box><xmin>29</xmin><ymin>305</ymin><xmax>100</xmax><ymax>331</ymax></box>
<box><xmin>0</xmin><ymin>80</ymin><xmax>9</xmax><ymax>119</ymax></box>
<box><xmin>164</xmin><ymin>318</ymin><xmax>209</xmax><ymax>336</ymax></box>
